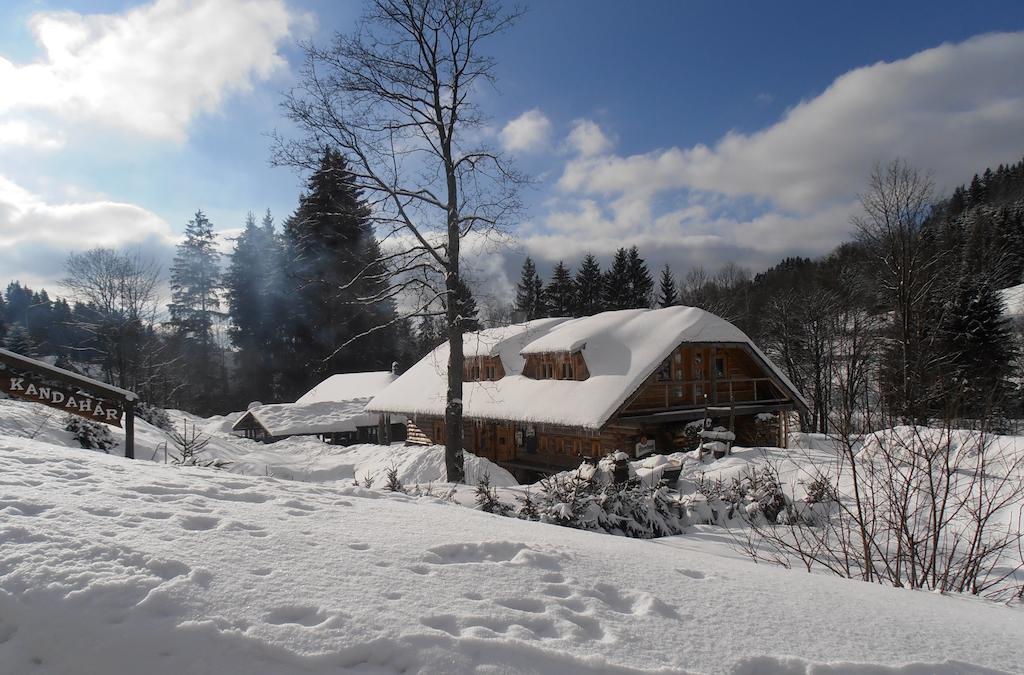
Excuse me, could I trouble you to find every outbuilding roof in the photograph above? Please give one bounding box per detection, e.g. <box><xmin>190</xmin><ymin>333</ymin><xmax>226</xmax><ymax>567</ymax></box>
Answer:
<box><xmin>232</xmin><ymin>370</ymin><xmax>396</xmax><ymax>437</ymax></box>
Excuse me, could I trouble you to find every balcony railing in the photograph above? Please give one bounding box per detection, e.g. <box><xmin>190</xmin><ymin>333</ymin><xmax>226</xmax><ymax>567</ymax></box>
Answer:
<box><xmin>628</xmin><ymin>377</ymin><xmax>785</xmax><ymax>413</ymax></box>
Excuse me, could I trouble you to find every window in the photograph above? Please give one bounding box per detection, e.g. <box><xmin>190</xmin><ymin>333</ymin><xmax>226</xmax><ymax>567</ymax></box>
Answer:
<box><xmin>563</xmin><ymin>439</ymin><xmax>574</xmax><ymax>454</ymax></box>
<box><xmin>694</xmin><ymin>382</ymin><xmax>704</xmax><ymax>401</ymax></box>
<box><xmin>656</xmin><ymin>358</ymin><xmax>671</xmax><ymax>381</ymax></box>
<box><xmin>541</xmin><ymin>362</ymin><xmax>554</xmax><ymax>379</ymax></box>
<box><xmin>715</xmin><ymin>357</ymin><xmax>726</xmax><ymax>378</ymax></box>
<box><xmin>561</xmin><ymin>361</ymin><xmax>574</xmax><ymax>380</ymax></box>
<box><xmin>470</xmin><ymin>364</ymin><xmax>480</xmax><ymax>380</ymax></box>
<box><xmin>484</xmin><ymin>365</ymin><xmax>496</xmax><ymax>381</ymax></box>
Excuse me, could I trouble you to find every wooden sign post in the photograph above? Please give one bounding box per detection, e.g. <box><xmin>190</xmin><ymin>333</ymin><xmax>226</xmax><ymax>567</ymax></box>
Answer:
<box><xmin>0</xmin><ymin>348</ymin><xmax>139</xmax><ymax>459</ymax></box>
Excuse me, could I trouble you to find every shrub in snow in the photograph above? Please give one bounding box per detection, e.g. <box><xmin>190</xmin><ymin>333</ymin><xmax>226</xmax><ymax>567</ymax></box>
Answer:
<box><xmin>64</xmin><ymin>415</ymin><xmax>115</xmax><ymax>452</ymax></box>
<box><xmin>515</xmin><ymin>489</ymin><xmax>540</xmax><ymax>520</ymax></box>
<box><xmin>167</xmin><ymin>419</ymin><xmax>229</xmax><ymax>469</ymax></box>
<box><xmin>384</xmin><ymin>464</ymin><xmax>404</xmax><ymax>493</ymax></box>
<box><xmin>474</xmin><ymin>474</ymin><xmax>510</xmax><ymax>515</ymax></box>
<box><xmin>693</xmin><ymin>466</ymin><xmax>790</xmax><ymax>526</ymax></box>
<box><xmin>136</xmin><ymin>403</ymin><xmax>173</xmax><ymax>431</ymax></box>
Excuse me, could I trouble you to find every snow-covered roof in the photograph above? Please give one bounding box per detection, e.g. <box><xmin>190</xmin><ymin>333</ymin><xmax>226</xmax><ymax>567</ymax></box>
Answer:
<box><xmin>295</xmin><ymin>371</ymin><xmax>397</xmax><ymax>405</ymax></box>
<box><xmin>233</xmin><ymin>398</ymin><xmax>377</xmax><ymax>437</ymax></box>
<box><xmin>232</xmin><ymin>371</ymin><xmax>398</xmax><ymax>438</ymax></box>
<box><xmin>999</xmin><ymin>283</ymin><xmax>1024</xmax><ymax>319</ymax></box>
<box><xmin>368</xmin><ymin>306</ymin><xmax>807</xmax><ymax>429</ymax></box>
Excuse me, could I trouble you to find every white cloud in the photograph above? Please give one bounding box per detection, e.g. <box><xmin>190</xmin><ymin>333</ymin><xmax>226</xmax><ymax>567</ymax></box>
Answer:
<box><xmin>0</xmin><ymin>120</ymin><xmax>64</xmax><ymax>150</ymax></box>
<box><xmin>0</xmin><ymin>174</ymin><xmax>177</xmax><ymax>289</ymax></box>
<box><xmin>559</xmin><ymin>32</ymin><xmax>1024</xmax><ymax>214</ymax></box>
<box><xmin>500</xmin><ymin>109</ymin><xmax>552</xmax><ymax>153</ymax></box>
<box><xmin>0</xmin><ymin>0</ymin><xmax>303</xmax><ymax>141</ymax></box>
<box><xmin>534</xmin><ymin>31</ymin><xmax>1024</xmax><ymax>280</ymax></box>
<box><xmin>565</xmin><ymin>119</ymin><xmax>612</xmax><ymax>157</ymax></box>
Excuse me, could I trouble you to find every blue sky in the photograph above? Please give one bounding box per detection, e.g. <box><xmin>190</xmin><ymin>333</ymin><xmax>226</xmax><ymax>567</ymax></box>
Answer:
<box><xmin>2</xmin><ymin>0</ymin><xmax>1023</xmax><ymax>302</ymax></box>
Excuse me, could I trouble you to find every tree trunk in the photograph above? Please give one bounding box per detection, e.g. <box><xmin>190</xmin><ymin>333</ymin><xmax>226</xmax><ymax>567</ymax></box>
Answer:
<box><xmin>444</xmin><ymin>156</ymin><xmax>466</xmax><ymax>484</ymax></box>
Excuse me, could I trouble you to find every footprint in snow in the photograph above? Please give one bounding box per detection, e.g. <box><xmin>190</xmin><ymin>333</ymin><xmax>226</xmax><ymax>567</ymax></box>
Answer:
<box><xmin>677</xmin><ymin>568</ymin><xmax>710</xmax><ymax>580</ymax></box>
<box><xmin>177</xmin><ymin>515</ymin><xmax>220</xmax><ymax>531</ymax></box>
<box><xmin>264</xmin><ymin>605</ymin><xmax>329</xmax><ymax>627</ymax></box>
<box><xmin>347</xmin><ymin>542</ymin><xmax>370</xmax><ymax>551</ymax></box>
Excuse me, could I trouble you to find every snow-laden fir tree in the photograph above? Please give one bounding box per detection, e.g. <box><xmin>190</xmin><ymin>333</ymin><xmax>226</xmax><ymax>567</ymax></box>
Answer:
<box><xmin>3</xmin><ymin>323</ymin><xmax>37</xmax><ymax>356</ymax></box>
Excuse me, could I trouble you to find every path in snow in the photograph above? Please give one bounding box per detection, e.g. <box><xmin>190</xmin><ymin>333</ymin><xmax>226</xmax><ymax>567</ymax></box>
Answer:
<box><xmin>0</xmin><ymin>438</ymin><xmax>1021</xmax><ymax>674</ymax></box>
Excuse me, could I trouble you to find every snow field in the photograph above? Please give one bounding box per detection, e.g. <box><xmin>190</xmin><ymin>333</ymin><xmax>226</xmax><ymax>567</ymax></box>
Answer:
<box><xmin>1</xmin><ymin>439</ymin><xmax>1022</xmax><ymax>674</ymax></box>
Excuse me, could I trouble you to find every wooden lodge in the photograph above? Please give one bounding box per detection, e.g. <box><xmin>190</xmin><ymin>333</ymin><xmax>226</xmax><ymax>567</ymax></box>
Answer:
<box><xmin>368</xmin><ymin>307</ymin><xmax>808</xmax><ymax>480</ymax></box>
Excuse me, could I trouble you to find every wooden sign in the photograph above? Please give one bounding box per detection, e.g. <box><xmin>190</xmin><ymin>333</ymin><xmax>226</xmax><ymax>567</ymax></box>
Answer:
<box><xmin>0</xmin><ymin>348</ymin><xmax>137</xmax><ymax>458</ymax></box>
<box><xmin>1</xmin><ymin>373</ymin><xmax>124</xmax><ymax>427</ymax></box>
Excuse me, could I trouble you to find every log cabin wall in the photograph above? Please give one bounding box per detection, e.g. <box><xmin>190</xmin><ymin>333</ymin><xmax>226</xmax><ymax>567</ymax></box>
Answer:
<box><xmin>621</xmin><ymin>344</ymin><xmax>783</xmax><ymax>414</ymax></box>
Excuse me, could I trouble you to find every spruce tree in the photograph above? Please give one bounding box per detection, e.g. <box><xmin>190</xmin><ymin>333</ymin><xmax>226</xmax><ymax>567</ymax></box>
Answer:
<box><xmin>451</xmin><ymin>278</ymin><xmax>482</xmax><ymax>332</ymax></box>
<box><xmin>282</xmin><ymin>148</ymin><xmax>397</xmax><ymax>396</ymax></box>
<box><xmin>514</xmin><ymin>257</ymin><xmax>545</xmax><ymax>320</ymax></box>
<box><xmin>225</xmin><ymin>210</ymin><xmax>285</xmax><ymax>402</ymax></box>
<box><xmin>940</xmin><ymin>278</ymin><xmax>1017</xmax><ymax>414</ymax></box>
<box><xmin>626</xmin><ymin>246</ymin><xmax>654</xmax><ymax>308</ymax></box>
<box><xmin>658</xmin><ymin>264</ymin><xmax>678</xmax><ymax>307</ymax></box>
<box><xmin>602</xmin><ymin>248</ymin><xmax>630</xmax><ymax>310</ymax></box>
<box><xmin>3</xmin><ymin>323</ymin><xmax>37</xmax><ymax>356</ymax></box>
<box><xmin>169</xmin><ymin>210</ymin><xmax>225</xmax><ymax>413</ymax></box>
<box><xmin>544</xmin><ymin>261</ymin><xmax>575</xmax><ymax>317</ymax></box>
<box><xmin>573</xmin><ymin>253</ymin><xmax>604</xmax><ymax>316</ymax></box>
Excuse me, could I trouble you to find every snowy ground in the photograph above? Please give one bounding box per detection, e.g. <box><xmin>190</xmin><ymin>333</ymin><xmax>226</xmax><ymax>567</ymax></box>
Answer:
<box><xmin>0</xmin><ymin>398</ymin><xmax>516</xmax><ymax>487</ymax></box>
<box><xmin>2</xmin><ymin>438</ymin><xmax>1023</xmax><ymax>674</ymax></box>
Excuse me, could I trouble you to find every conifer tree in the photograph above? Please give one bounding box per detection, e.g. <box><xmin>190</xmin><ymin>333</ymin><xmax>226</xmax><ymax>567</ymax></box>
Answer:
<box><xmin>225</xmin><ymin>210</ymin><xmax>285</xmax><ymax>402</ymax></box>
<box><xmin>573</xmin><ymin>253</ymin><xmax>604</xmax><ymax>316</ymax></box>
<box><xmin>282</xmin><ymin>148</ymin><xmax>397</xmax><ymax>396</ymax></box>
<box><xmin>544</xmin><ymin>261</ymin><xmax>575</xmax><ymax>317</ymax></box>
<box><xmin>3</xmin><ymin>323</ymin><xmax>37</xmax><ymax>356</ymax></box>
<box><xmin>514</xmin><ymin>257</ymin><xmax>545</xmax><ymax>320</ymax></box>
<box><xmin>658</xmin><ymin>264</ymin><xmax>678</xmax><ymax>307</ymax></box>
<box><xmin>940</xmin><ymin>277</ymin><xmax>1017</xmax><ymax>414</ymax></box>
<box><xmin>169</xmin><ymin>210</ymin><xmax>225</xmax><ymax>412</ymax></box>
<box><xmin>451</xmin><ymin>278</ymin><xmax>482</xmax><ymax>332</ymax></box>
<box><xmin>602</xmin><ymin>248</ymin><xmax>631</xmax><ymax>310</ymax></box>
<box><xmin>626</xmin><ymin>246</ymin><xmax>654</xmax><ymax>308</ymax></box>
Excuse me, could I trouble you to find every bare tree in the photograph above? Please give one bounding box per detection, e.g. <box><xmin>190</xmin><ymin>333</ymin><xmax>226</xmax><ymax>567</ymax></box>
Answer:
<box><xmin>62</xmin><ymin>248</ymin><xmax>169</xmax><ymax>394</ymax></box>
<box><xmin>273</xmin><ymin>0</ymin><xmax>524</xmax><ymax>482</ymax></box>
<box><xmin>852</xmin><ymin>159</ymin><xmax>942</xmax><ymax>421</ymax></box>
<box><xmin>735</xmin><ymin>412</ymin><xmax>1024</xmax><ymax>601</ymax></box>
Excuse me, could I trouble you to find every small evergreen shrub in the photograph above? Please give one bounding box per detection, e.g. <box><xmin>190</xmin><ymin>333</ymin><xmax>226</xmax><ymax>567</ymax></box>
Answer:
<box><xmin>64</xmin><ymin>415</ymin><xmax>115</xmax><ymax>452</ymax></box>
<box><xmin>474</xmin><ymin>474</ymin><xmax>511</xmax><ymax>515</ymax></box>
<box><xmin>384</xmin><ymin>464</ymin><xmax>404</xmax><ymax>492</ymax></box>
<box><xmin>136</xmin><ymin>403</ymin><xmax>173</xmax><ymax>431</ymax></box>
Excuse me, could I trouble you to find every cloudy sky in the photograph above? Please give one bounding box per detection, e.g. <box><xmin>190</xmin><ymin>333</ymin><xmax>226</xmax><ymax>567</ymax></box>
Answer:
<box><xmin>2</xmin><ymin>0</ymin><xmax>1023</xmax><ymax>303</ymax></box>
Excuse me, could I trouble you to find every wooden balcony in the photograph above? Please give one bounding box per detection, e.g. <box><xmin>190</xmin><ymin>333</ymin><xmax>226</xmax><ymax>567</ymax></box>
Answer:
<box><xmin>624</xmin><ymin>377</ymin><xmax>787</xmax><ymax>414</ymax></box>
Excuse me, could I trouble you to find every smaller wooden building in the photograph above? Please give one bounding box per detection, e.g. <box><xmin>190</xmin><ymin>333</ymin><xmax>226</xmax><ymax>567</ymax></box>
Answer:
<box><xmin>232</xmin><ymin>371</ymin><xmax>405</xmax><ymax>445</ymax></box>
<box><xmin>368</xmin><ymin>307</ymin><xmax>808</xmax><ymax>479</ymax></box>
